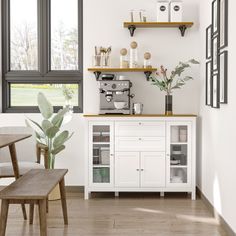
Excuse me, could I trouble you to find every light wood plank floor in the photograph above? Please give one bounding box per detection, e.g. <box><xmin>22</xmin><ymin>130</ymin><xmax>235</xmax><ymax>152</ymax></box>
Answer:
<box><xmin>1</xmin><ymin>192</ymin><xmax>227</xmax><ymax>236</ymax></box>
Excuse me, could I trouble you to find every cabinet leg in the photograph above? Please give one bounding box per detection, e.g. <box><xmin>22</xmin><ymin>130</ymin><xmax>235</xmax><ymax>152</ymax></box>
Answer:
<box><xmin>115</xmin><ymin>192</ymin><xmax>119</xmax><ymax>197</ymax></box>
<box><xmin>84</xmin><ymin>191</ymin><xmax>91</xmax><ymax>200</ymax></box>
<box><xmin>160</xmin><ymin>192</ymin><xmax>165</xmax><ymax>197</ymax></box>
<box><xmin>191</xmin><ymin>190</ymin><xmax>196</xmax><ymax>200</ymax></box>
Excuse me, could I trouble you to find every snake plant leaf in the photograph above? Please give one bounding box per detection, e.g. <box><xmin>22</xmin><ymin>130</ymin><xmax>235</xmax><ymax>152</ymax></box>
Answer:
<box><xmin>53</xmin><ymin>131</ymin><xmax>69</xmax><ymax>148</ymax></box>
<box><xmin>51</xmin><ymin>107</ymin><xmax>69</xmax><ymax>127</ymax></box>
<box><xmin>38</xmin><ymin>92</ymin><xmax>53</xmax><ymax>119</ymax></box>
<box><xmin>42</xmin><ymin>120</ymin><xmax>53</xmax><ymax>133</ymax></box>
<box><xmin>46</xmin><ymin>126</ymin><xmax>59</xmax><ymax>139</ymax></box>
<box><xmin>51</xmin><ymin>145</ymin><xmax>65</xmax><ymax>155</ymax></box>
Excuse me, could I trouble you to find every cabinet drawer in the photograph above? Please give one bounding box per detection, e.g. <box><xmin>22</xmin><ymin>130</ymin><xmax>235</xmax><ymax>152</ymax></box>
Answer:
<box><xmin>115</xmin><ymin>137</ymin><xmax>165</xmax><ymax>152</ymax></box>
<box><xmin>115</xmin><ymin>122</ymin><xmax>165</xmax><ymax>137</ymax></box>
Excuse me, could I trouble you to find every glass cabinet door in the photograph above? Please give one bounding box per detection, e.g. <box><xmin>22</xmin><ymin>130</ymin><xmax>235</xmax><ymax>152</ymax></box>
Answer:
<box><xmin>166</xmin><ymin>122</ymin><xmax>191</xmax><ymax>187</ymax></box>
<box><xmin>89</xmin><ymin>122</ymin><xmax>114</xmax><ymax>186</ymax></box>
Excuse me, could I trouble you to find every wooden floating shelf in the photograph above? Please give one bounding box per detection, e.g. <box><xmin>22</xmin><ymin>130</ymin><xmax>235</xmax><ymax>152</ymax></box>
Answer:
<box><xmin>88</xmin><ymin>68</ymin><xmax>157</xmax><ymax>80</ymax></box>
<box><xmin>123</xmin><ymin>22</ymin><xmax>194</xmax><ymax>37</ymax></box>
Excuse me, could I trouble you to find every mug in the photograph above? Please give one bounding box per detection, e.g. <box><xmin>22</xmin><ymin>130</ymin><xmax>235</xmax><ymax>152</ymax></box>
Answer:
<box><xmin>133</xmin><ymin>103</ymin><xmax>143</xmax><ymax>115</ymax></box>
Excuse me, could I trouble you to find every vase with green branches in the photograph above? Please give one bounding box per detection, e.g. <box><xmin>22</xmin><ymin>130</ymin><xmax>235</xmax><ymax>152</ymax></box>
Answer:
<box><xmin>26</xmin><ymin>92</ymin><xmax>74</xmax><ymax>169</ymax></box>
<box><xmin>149</xmin><ymin>59</ymin><xmax>199</xmax><ymax>115</ymax></box>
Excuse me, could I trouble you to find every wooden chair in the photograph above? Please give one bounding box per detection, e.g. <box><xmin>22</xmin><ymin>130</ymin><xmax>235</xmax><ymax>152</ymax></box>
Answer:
<box><xmin>0</xmin><ymin>126</ymin><xmax>49</xmax><ymax>219</ymax></box>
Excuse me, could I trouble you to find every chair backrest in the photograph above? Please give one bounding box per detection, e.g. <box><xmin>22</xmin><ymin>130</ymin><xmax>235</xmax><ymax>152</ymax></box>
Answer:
<box><xmin>0</xmin><ymin>126</ymin><xmax>37</xmax><ymax>163</ymax></box>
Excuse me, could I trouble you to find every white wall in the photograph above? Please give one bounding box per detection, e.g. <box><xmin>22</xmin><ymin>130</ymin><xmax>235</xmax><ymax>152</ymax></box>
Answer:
<box><xmin>0</xmin><ymin>0</ymin><xmax>200</xmax><ymax>186</ymax></box>
<box><xmin>198</xmin><ymin>0</ymin><xmax>236</xmax><ymax>233</ymax></box>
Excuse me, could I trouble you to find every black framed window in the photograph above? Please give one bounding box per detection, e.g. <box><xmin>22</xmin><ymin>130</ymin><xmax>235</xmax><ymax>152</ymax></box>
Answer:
<box><xmin>2</xmin><ymin>0</ymin><xmax>83</xmax><ymax>113</ymax></box>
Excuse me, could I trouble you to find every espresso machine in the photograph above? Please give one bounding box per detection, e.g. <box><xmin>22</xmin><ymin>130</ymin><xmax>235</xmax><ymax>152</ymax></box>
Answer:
<box><xmin>99</xmin><ymin>80</ymin><xmax>133</xmax><ymax>114</ymax></box>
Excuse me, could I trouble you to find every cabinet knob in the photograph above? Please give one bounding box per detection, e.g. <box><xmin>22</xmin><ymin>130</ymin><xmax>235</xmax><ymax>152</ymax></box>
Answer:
<box><xmin>166</xmin><ymin>154</ymin><xmax>170</xmax><ymax>156</ymax></box>
<box><xmin>139</xmin><ymin>138</ymin><xmax>142</xmax><ymax>141</ymax></box>
<box><xmin>139</xmin><ymin>122</ymin><xmax>142</xmax><ymax>125</ymax></box>
<box><xmin>141</xmin><ymin>169</ymin><xmax>144</xmax><ymax>171</ymax></box>
<box><xmin>136</xmin><ymin>169</ymin><xmax>140</xmax><ymax>171</ymax></box>
<box><xmin>110</xmin><ymin>154</ymin><xmax>114</xmax><ymax>156</ymax></box>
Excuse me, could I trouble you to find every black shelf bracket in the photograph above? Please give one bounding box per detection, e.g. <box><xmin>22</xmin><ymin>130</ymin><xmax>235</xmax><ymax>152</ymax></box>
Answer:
<box><xmin>94</xmin><ymin>71</ymin><xmax>101</xmax><ymax>80</ymax></box>
<box><xmin>128</xmin><ymin>25</ymin><xmax>136</xmax><ymax>37</ymax></box>
<box><xmin>179</xmin><ymin>25</ymin><xmax>187</xmax><ymax>37</ymax></box>
<box><xmin>144</xmin><ymin>71</ymin><xmax>152</xmax><ymax>81</ymax></box>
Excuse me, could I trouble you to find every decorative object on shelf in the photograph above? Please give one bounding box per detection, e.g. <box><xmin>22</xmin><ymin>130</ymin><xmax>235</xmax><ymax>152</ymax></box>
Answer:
<box><xmin>212</xmin><ymin>0</ymin><xmax>219</xmax><ymax>35</ymax></box>
<box><xmin>219</xmin><ymin>51</ymin><xmax>228</xmax><ymax>104</ymax></box>
<box><xmin>212</xmin><ymin>34</ymin><xmax>219</xmax><ymax>72</ymax></box>
<box><xmin>120</xmin><ymin>48</ymin><xmax>129</xmax><ymax>68</ymax></box>
<box><xmin>172</xmin><ymin>145</ymin><xmax>181</xmax><ymax>155</ymax></box>
<box><xmin>93</xmin><ymin>46</ymin><xmax>102</xmax><ymax>67</ymax></box>
<box><xmin>170</xmin><ymin>1</ymin><xmax>183</xmax><ymax>22</ymax></box>
<box><xmin>101</xmin><ymin>46</ymin><xmax>112</xmax><ymax>67</ymax></box>
<box><xmin>212</xmin><ymin>73</ymin><xmax>220</xmax><ymax>108</ymax></box>
<box><xmin>149</xmin><ymin>59</ymin><xmax>199</xmax><ymax>115</ymax></box>
<box><xmin>206</xmin><ymin>60</ymin><xmax>212</xmax><ymax>106</ymax></box>
<box><xmin>157</xmin><ymin>1</ymin><xmax>170</xmax><ymax>22</ymax></box>
<box><xmin>141</xmin><ymin>9</ymin><xmax>147</xmax><ymax>22</ymax></box>
<box><xmin>124</xmin><ymin>22</ymin><xmax>193</xmax><ymax>37</ymax></box>
<box><xmin>219</xmin><ymin>0</ymin><xmax>228</xmax><ymax>49</ymax></box>
<box><xmin>26</xmin><ymin>93</ymin><xmax>74</xmax><ymax>169</ymax></box>
<box><xmin>206</xmin><ymin>25</ymin><xmax>212</xmax><ymax>59</ymax></box>
<box><xmin>130</xmin><ymin>9</ymin><xmax>135</xmax><ymax>22</ymax></box>
<box><xmin>143</xmin><ymin>52</ymin><xmax>152</xmax><ymax>68</ymax></box>
<box><xmin>130</xmin><ymin>41</ymin><xmax>139</xmax><ymax>68</ymax></box>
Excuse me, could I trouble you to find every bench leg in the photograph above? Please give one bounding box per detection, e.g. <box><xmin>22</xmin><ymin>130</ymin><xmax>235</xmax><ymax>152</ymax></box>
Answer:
<box><xmin>38</xmin><ymin>199</ymin><xmax>47</xmax><ymax>236</ymax></box>
<box><xmin>21</xmin><ymin>204</ymin><xmax>27</xmax><ymax>220</ymax></box>
<box><xmin>29</xmin><ymin>204</ymin><xmax>34</xmax><ymax>225</ymax></box>
<box><xmin>46</xmin><ymin>198</ymin><xmax>49</xmax><ymax>213</ymax></box>
<box><xmin>0</xmin><ymin>200</ymin><xmax>9</xmax><ymax>236</ymax></box>
<box><xmin>59</xmin><ymin>177</ymin><xmax>68</xmax><ymax>225</ymax></box>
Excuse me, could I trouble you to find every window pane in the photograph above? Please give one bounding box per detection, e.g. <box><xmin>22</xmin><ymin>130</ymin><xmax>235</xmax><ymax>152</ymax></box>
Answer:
<box><xmin>51</xmin><ymin>0</ymin><xmax>79</xmax><ymax>70</ymax></box>
<box><xmin>10</xmin><ymin>84</ymin><xmax>79</xmax><ymax>107</ymax></box>
<box><xmin>10</xmin><ymin>0</ymin><xmax>38</xmax><ymax>70</ymax></box>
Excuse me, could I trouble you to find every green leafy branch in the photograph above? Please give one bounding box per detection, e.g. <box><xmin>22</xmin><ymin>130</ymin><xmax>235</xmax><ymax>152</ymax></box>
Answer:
<box><xmin>149</xmin><ymin>59</ymin><xmax>199</xmax><ymax>95</ymax></box>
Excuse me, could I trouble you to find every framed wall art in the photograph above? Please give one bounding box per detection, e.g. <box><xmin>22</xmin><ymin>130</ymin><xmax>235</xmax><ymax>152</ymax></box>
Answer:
<box><xmin>212</xmin><ymin>0</ymin><xmax>219</xmax><ymax>35</ymax></box>
<box><xmin>219</xmin><ymin>51</ymin><xmax>228</xmax><ymax>104</ymax></box>
<box><xmin>206</xmin><ymin>25</ymin><xmax>212</xmax><ymax>59</ymax></box>
<box><xmin>212</xmin><ymin>73</ymin><xmax>220</xmax><ymax>108</ymax></box>
<box><xmin>219</xmin><ymin>0</ymin><xmax>228</xmax><ymax>49</ymax></box>
<box><xmin>212</xmin><ymin>34</ymin><xmax>219</xmax><ymax>72</ymax></box>
<box><xmin>206</xmin><ymin>61</ymin><xmax>212</xmax><ymax>106</ymax></box>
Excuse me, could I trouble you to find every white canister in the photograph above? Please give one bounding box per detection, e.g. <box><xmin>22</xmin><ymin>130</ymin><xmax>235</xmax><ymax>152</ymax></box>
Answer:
<box><xmin>170</xmin><ymin>1</ymin><xmax>183</xmax><ymax>22</ymax></box>
<box><xmin>157</xmin><ymin>1</ymin><xmax>170</xmax><ymax>22</ymax></box>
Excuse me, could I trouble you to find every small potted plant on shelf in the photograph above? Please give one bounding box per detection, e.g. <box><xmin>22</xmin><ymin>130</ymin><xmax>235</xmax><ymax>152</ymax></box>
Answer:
<box><xmin>26</xmin><ymin>92</ymin><xmax>74</xmax><ymax>200</ymax></box>
<box><xmin>148</xmin><ymin>59</ymin><xmax>199</xmax><ymax>115</ymax></box>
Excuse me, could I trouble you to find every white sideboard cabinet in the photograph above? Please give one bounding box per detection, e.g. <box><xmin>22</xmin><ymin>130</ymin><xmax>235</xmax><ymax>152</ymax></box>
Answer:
<box><xmin>84</xmin><ymin>115</ymin><xmax>196</xmax><ymax>200</ymax></box>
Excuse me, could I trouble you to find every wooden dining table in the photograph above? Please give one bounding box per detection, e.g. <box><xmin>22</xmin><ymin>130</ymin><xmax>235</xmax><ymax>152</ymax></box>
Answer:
<box><xmin>0</xmin><ymin>134</ymin><xmax>32</xmax><ymax>219</ymax></box>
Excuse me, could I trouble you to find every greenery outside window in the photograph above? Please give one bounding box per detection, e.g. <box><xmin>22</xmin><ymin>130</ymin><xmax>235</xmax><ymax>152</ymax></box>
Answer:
<box><xmin>2</xmin><ymin>0</ymin><xmax>83</xmax><ymax>113</ymax></box>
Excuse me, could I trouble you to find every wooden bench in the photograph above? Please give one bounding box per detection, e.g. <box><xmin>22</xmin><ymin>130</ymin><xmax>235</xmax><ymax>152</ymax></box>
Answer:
<box><xmin>0</xmin><ymin>169</ymin><xmax>68</xmax><ymax>236</ymax></box>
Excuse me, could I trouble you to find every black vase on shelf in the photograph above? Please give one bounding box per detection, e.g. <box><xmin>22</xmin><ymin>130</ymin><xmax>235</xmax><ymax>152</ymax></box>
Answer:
<box><xmin>165</xmin><ymin>95</ymin><xmax>173</xmax><ymax>115</ymax></box>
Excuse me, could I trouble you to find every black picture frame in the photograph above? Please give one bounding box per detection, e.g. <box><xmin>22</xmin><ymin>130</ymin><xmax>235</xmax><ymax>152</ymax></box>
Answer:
<box><xmin>211</xmin><ymin>73</ymin><xmax>220</xmax><ymax>108</ymax></box>
<box><xmin>212</xmin><ymin>0</ymin><xmax>219</xmax><ymax>35</ymax></box>
<box><xmin>206</xmin><ymin>61</ymin><xmax>212</xmax><ymax>106</ymax></box>
<box><xmin>206</xmin><ymin>25</ymin><xmax>212</xmax><ymax>59</ymax></box>
<box><xmin>219</xmin><ymin>51</ymin><xmax>228</xmax><ymax>104</ymax></box>
<box><xmin>219</xmin><ymin>0</ymin><xmax>228</xmax><ymax>49</ymax></box>
<box><xmin>212</xmin><ymin>34</ymin><xmax>219</xmax><ymax>72</ymax></box>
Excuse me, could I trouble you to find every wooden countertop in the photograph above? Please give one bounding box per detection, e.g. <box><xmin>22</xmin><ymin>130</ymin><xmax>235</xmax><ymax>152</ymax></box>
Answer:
<box><xmin>83</xmin><ymin>114</ymin><xmax>197</xmax><ymax>118</ymax></box>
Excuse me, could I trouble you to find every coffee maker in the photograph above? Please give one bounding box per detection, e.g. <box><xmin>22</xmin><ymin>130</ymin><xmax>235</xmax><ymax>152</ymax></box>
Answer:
<box><xmin>99</xmin><ymin>80</ymin><xmax>133</xmax><ymax>114</ymax></box>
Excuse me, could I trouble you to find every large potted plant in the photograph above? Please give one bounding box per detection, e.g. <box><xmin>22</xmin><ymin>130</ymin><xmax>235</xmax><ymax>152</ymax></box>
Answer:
<box><xmin>149</xmin><ymin>59</ymin><xmax>199</xmax><ymax>115</ymax></box>
<box><xmin>26</xmin><ymin>92</ymin><xmax>74</xmax><ymax>199</ymax></box>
